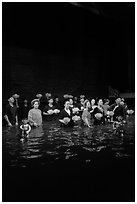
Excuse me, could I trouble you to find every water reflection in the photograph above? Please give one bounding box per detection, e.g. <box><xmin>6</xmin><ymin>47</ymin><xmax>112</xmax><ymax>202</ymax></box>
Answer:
<box><xmin>2</xmin><ymin>116</ymin><xmax>135</xmax><ymax>168</ymax></box>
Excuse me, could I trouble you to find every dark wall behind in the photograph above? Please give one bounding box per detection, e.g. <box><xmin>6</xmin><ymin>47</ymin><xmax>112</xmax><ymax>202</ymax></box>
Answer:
<box><xmin>2</xmin><ymin>3</ymin><xmax>134</xmax><ymax>101</ymax></box>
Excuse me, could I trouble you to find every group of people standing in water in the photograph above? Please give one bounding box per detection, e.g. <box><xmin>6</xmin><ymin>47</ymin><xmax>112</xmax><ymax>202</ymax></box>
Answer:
<box><xmin>3</xmin><ymin>92</ymin><xmax>133</xmax><ymax>137</ymax></box>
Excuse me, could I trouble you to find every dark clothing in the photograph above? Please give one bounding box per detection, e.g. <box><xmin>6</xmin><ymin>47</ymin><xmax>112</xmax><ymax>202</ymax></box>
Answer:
<box><xmin>43</xmin><ymin>104</ymin><xmax>55</xmax><ymax>121</ymax></box>
<box><xmin>54</xmin><ymin>102</ymin><xmax>61</xmax><ymax>110</ymax></box>
<box><xmin>59</xmin><ymin>109</ymin><xmax>74</xmax><ymax>127</ymax></box>
<box><xmin>43</xmin><ymin>104</ymin><xmax>55</xmax><ymax>112</ymax></box>
<box><xmin>20</xmin><ymin>105</ymin><xmax>30</xmax><ymax>120</ymax></box>
<box><xmin>4</xmin><ymin>104</ymin><xmax>17</xmax><ymax>125</ymax></box>
<box><xmin>77</xmin><ymin>102</ymin><xmax>84</xmax><ymax>110</ymax></box>
<box><xmin>93</xmin><ymin>107</ymin><xmax>105</xmax><ymax>125</ymax></box>
<box><xmin>109</xmin><ymin>103</ymin><xmax>125</xmax><ymax>121</ymax></box>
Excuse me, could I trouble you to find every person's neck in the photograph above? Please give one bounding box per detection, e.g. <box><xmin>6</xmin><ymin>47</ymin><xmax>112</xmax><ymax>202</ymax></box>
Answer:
<box><xmin>49</xmin><ymin>103</ymin><xmax>53</xmax><ymax>107</ymax></box>
<box><xmin>98</xmin><ymin>105</ymin><xmax>102</xmax><ymax>108</ymax></box>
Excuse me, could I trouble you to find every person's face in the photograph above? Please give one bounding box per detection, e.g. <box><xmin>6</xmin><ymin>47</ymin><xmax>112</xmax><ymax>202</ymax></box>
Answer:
<box><xmin>55</xmin><ymin>98</ymin><xmax>59</xmax><ymax>102</ymax></box>
<box><xmin>80</xmin><ymin>98</ymin><xmax>84</xmax><ymax>103</ymax></box>
<box><xmin>116</xmin><ymin>98</ymin><xmax>121</xmax><ymax>105</ymax></box>
<box><xmin>49</xmin><ymin>99</ymin><xmax>53</xmax><ymax>104</ymax></box>
<box><xmin>9</xmin><ymin>97</ymin><xmax>14</xmax><ymax>103</ymax></box>
<box><xmin>65</xmin><ymin>101</ymin><xmax>70</xmax><ymax>109</ymax></box>
<box><xmin>98</xmin><ymin>99</ymin><xmax>103</xmax><ymax>106</ymax></box>
<box><xmin>24</xmin><ymin>99</ymin><xmax>28</xmax><ymax>103</ymax></box>
<box><xmin>105</xmin><ymin>101</ymin><xmax>109</xmax><ymax>105</ymax></box>
<box><xmin>69</xmin><ymin>99</ymin><xmax>73</xmax><ymax>105</ymax></box>
<box><xmin>34</xmin><ymin>102</ymin><xmax>39</xmax><ymax>109</ymax></box>
<box><xmin>91</xmin><ymin>99</ymin><xmax>95</xmax><ymax>105</ymax></box>
<box><xmin>23</xmin><ymin>119</ymin><xmax>28</xmax><ymax>124</ymax></box>
<box><xmin>86</xmin><ymin>101</ymin><xmax>90</xmax><ymax>108</ymax></box>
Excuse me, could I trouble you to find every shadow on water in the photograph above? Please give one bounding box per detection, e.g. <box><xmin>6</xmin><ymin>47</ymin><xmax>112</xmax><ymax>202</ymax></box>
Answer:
<box><xmin>2</xmin><ymin>116</ymin><xmax>135</xmax><ymax>202</ymax></box>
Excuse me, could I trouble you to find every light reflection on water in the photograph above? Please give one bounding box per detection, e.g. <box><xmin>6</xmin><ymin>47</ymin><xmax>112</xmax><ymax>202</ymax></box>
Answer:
<box><xmin>2</xmin><ymin>116</ymin><xmax>135</xmax><ymax>168</ymax></box>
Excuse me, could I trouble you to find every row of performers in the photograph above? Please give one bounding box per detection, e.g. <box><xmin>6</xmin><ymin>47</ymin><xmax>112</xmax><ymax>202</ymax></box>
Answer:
<box><xmin>4</xmin><ymin>96</ymin><xmax>133</xmax><ymax>129</ymax></box>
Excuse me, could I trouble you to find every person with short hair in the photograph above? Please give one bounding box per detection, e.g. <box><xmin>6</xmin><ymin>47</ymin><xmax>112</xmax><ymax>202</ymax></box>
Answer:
<box><xmin>109</xmin><ymin>97</ymin><xmax>125</xmax><ymax>122</ymax></box>
<box><xmin>92</xmin><ymin>99</ymin><xmax>105</xmax><ymax>125</ymax></box>
<box><xmin>43</xmin><ymin>98</ymin><xmax>59</xmax><ymax>120</ymax></box>
<box><xmin>59</xmin><ymin>101</ymin><xmax>74</xmax><ymax>126</ymax></box>
<box><xmin>4</xmin><ymin>97</ymin><xmax>18</xmax><ymax>127</ymax></box>
<box><xmin>20</xmin><ymin>118</ymin><xmax>31</xmax><ymax>141</ymax></box>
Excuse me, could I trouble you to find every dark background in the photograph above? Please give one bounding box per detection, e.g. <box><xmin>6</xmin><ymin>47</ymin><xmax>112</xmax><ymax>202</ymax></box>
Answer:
<box><xmin>2</xmin><ymin>2</ymin><xmax>135</xmax><ymax>100</ymax></box>
<box><xmin>2</xmin><ymin>3</ymin><xmax>135</xmax><ymax>202</ymax></box>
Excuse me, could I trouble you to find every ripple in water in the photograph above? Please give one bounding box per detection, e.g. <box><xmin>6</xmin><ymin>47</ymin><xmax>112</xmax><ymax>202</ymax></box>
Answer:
<box><xmin>2</xmin><ymin>116</ymin><xmax>135</xmax><ymax>168</ymax></box>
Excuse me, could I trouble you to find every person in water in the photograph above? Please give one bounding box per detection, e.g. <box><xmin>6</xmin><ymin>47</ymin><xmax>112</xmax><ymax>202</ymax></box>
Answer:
<box><xmin>109</xmin><ymin>97</ymin><xmax>125</xmax><ymax>122</ymax></box>
<box><xmin>20</xmin><ymin>118</ymin><xmax>31</xmax><ymax>140</ymax></box>
<box><xmin>28</xmin><ymin>99</ymin><xmax>42</xmax><ymax>127</ymax></box>
<box><xmin>20</xmin><ymin>98</ymin><xmax>30</xmax><ymax>120</ymax></box>
<box><xmin>4</xmin><ymin>96</ymin><xmax>18</xmax><ymax>127</ymax></box>
<box><xmin>43</xmin><ymin>98</ymin><xmax>60</xmax><ymax>120</ymax></box>
<box><xmin>82</xmin><ymin>100</ymin><xmax>92</xmax><ymax>128</ymax></box>
<box><xmin>59</xmin><ymin>100</ymin><xmax>74</xmax><ymax>126</ymax></box>
<box><xmin>92</xmin><ymin>99</ymin><xmax>105</xmax><ymax>125</ymax></box>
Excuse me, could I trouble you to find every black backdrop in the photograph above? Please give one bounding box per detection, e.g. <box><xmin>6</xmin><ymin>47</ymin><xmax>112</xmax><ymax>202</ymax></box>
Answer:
<box><xmin>2</xmin><ymin>3</ymin><xmax>135</xmax><ymax>100</ymax></box>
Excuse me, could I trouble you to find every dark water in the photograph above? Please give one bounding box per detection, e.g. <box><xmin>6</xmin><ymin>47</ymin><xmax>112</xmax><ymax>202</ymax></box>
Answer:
<box><xmin>3</xmin><ymin>116</ymin><xmax>135</xmax><ymax>202</ymax></box>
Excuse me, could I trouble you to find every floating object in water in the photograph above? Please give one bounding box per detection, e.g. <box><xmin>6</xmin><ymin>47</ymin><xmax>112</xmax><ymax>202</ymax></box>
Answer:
<box><xmin>72</xmin><ymin>107</ymin><xmax>80</xmax><ymax>114</ymax></box>
<box><xmin>54</xmin><ymin>109</ymin><xmax>60</xmax><ymax>114</ymax></box>
<box><xmin>72</xmin><ymin>115</ymin><xmax>81</xmax><ymax>122</ymax></box>
<box><xmin>107</xmin><ymin>111</ymin><xmax>114</xmax><ymax>116</ymax></box>
<box><xmin>95</xmin><ymin>113</ymin><xmax>103</xmax><ymax>119</ymax></box>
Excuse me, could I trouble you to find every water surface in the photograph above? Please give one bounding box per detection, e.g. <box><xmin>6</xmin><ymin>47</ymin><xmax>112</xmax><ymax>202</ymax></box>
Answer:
<box><xmin>2</xmin><ymin>116</ymin><xmax>135</xmax><ymax>202</ymax></box>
